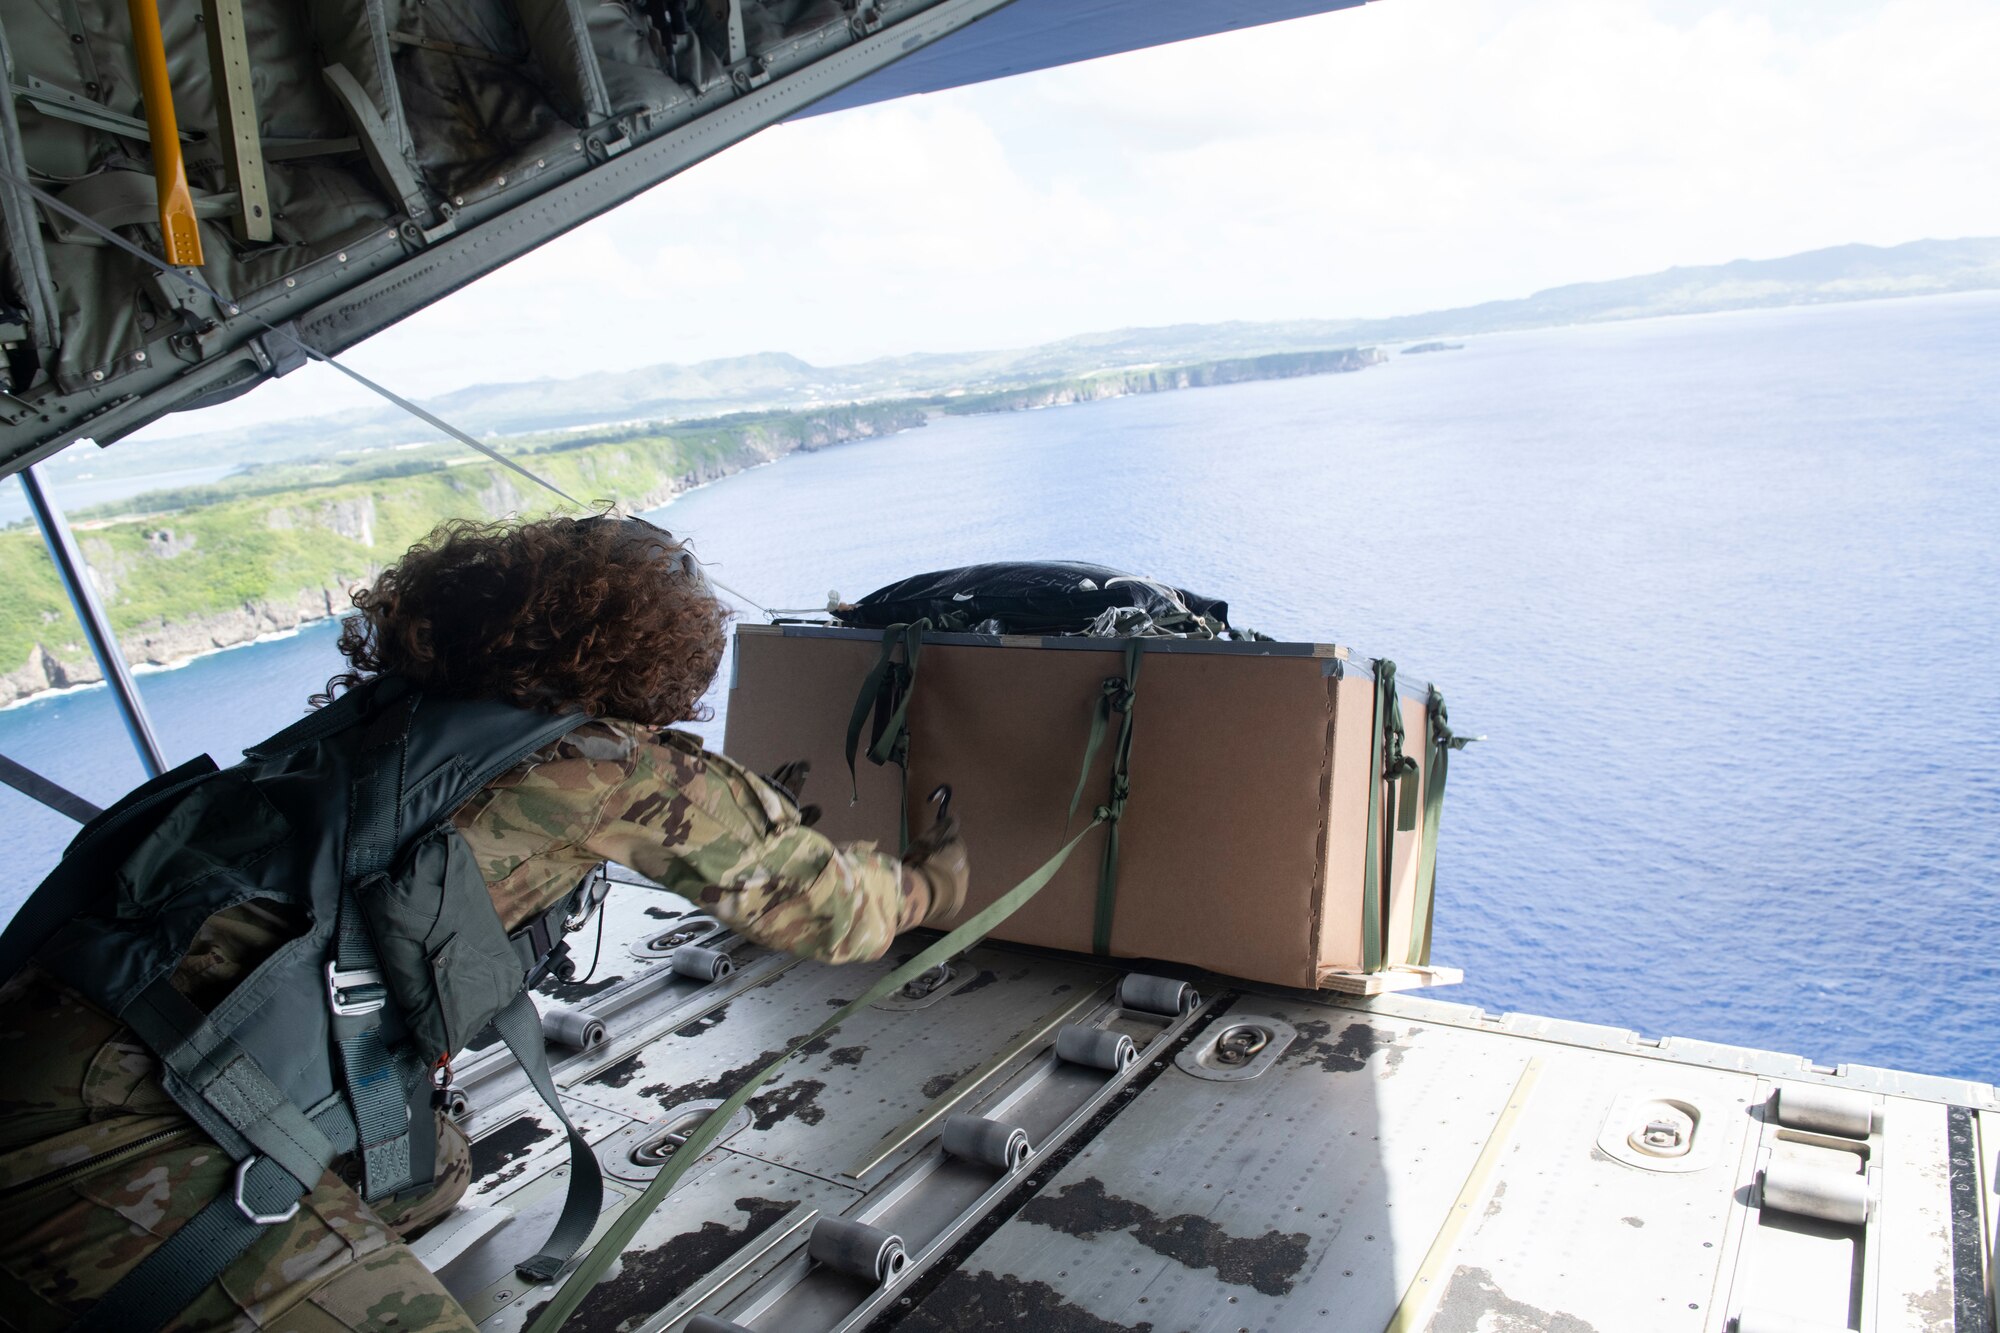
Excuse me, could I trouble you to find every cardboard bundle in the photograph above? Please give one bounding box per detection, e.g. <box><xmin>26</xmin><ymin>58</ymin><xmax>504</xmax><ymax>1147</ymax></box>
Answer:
<box><xmin>723</xmin><ymin>625</ymin><xmax>1459</xmax><ymax>992</ymax></box>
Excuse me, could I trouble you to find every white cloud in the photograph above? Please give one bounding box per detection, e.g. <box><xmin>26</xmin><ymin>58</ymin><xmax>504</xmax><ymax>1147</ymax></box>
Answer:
<box><xmin>135</xmin><ymin>0</ymin><xmax>2000</xmax><ymax>438</ymax></box>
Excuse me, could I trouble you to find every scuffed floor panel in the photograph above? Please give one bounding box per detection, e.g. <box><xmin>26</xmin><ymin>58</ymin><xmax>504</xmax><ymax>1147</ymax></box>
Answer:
<box><xmin>433</xmin><ymin>886</ymin><xmax>1995</xmax><ymax>1333</ymax></box>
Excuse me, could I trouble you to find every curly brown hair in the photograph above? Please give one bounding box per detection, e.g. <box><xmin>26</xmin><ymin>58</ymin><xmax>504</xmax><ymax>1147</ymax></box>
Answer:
<box><xmin>317</xmin><ymin>514</ymin><xmax>729</xmax><ymax>723</ymax></box>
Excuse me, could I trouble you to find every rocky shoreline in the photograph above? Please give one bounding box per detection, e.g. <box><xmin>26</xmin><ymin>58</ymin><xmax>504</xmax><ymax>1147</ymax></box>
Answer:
<box><xmin>1</xmin><ymin>347</ymin><xmax>1381</xmax><ymax>710</ymax></box>
<box><xmin>1</xmin><ymin>586</ymin><xmax>354</xmax><ymax>707</ymax></box>
<box><xmin>0</xmin><ymin>475</ymin><xmax>700</xmax><ymax>710</ymax></box>
<box><xmin>940</xmin><ymin>346</ymin><xmax>1386</xmax><ymax>415</ymax></box>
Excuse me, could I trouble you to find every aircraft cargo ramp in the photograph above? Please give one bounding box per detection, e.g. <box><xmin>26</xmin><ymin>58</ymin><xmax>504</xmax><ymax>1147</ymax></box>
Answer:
<box><xmin>422</xmin><ymin>874</ymin><xmax>1997</xmax><ymax>1333</ymax></box>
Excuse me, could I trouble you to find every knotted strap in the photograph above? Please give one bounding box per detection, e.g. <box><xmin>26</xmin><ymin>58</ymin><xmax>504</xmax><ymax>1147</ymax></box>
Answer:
<box><xmin>1409</xmin><ymin>685</ymin><xmax>1475</xmax><ymax>966</ymax></box>
<box><xmin>1065</xmin><ymin>641</ymin><xmax>1142</xmax><ymax>955</ymax></box>
<box><xmin>1378</xmin><ymin>661</ymin><xmax>1420</xmax><ymax>836</ymax></box>
<box><xmin>843</xmin><ymin>620</ymin><xmax>930</xmax><ymax>848</ymax></box>
<box><xmin>1360</xmin><ymin>658</ymin><xmax>1416</xmax><ymax>973</ymax></box>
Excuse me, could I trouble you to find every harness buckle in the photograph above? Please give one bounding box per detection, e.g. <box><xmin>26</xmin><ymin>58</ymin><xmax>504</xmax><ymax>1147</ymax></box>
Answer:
<box><xmin>234</xmin><ymin>1156</ymin><xmax>303</xmax><ymax>1225</ymax></box>
<box><xmin>325</xmin><ymin>960</ymin><xmax>387</xmax><ymax>1016</ymax></box>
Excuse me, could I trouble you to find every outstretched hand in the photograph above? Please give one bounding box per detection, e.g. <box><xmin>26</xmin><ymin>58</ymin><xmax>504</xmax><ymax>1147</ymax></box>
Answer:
<box><xmin>902</xmin><ymin>786</ymin><xmax>967</xmax><ymax>924</ymax></box>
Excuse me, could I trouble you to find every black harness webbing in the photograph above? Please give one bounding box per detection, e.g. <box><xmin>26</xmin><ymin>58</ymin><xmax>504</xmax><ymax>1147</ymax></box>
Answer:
<box><xmin>0</xmin><ymin>750</ymin><xmax>102</xmax><ymax>822</ymax></box>
<box><xmin>338</xmin><ymin>699</ymin><xmax>420</xmax><ymax>1203</ymax></box>
<box><xmin>79</xmin><ymin>977</ymin><xmax>357</xmax><ymax>1333</ymax></box>
<box><xmin>333</xmin><ymin>889</ymin><xmax>414</xmax><ymax>1199</ymax></box>
<box><xmin>493</xmin><ymin>988</ymin><xmax>607</xmax><ymax>1281</ymax></box>
<box><xmin>73</xmin><ymin>1137</ymin><xmax>327</xmax><ymax>1333</ymax></box>
<box><xmin>122</xmin><ymin>977</ymin><xmax>341</xmax><ymax>1194</ymax></box>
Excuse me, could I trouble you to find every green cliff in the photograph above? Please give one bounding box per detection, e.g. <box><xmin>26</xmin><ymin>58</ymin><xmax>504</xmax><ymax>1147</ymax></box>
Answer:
<box><xmin>2</xmin><ymin>349</ymin><xmax>1381</xmax><ymax>705</ymax></box>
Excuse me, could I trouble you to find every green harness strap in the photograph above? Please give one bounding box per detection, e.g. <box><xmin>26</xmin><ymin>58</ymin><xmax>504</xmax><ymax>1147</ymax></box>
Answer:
<box><xmin>525</xmin><ymin>815</ymin><xmax>1108</xmax><ymax>1333</ymax></box>
<box><xmin>1408</xmin><ymin>686</ymin><xmax>1472</xmax><ymax>967</ymax></box>
<box><xmin>1359</xmin><ymin>659</ymin><xmax>1418</xmax><ymax>974</ymax></box>
<box><xmin>843</xmin><ymin>620</ymin><xmax>929</xmax><ymax>849</ymax></box>
<box><xmin>1063</xmin><ymin>642</ymin><xmax>1141</xmax><ymax>955</ymax></box>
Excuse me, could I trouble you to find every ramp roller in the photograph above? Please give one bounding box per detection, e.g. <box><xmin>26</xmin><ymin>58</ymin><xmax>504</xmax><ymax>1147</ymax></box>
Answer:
<box><xmin>1759</xmin><ymin>1160</ymin><xmax>1870</xmax><ymax>1226</ymax></box>
<box><xmin>540</xmin><ymin>1005</ymin><xmax>607</xmax><ymax>1051</ymax></box>
<box><xmin>807</xmin><ymin>1217</ymin><xmax>907</xmax><ymax>1284</ymax></box>
<box><xmin>1117</xmin><ymin>973</ymin><xmax>1197</xmax><ymax>1016</ymax></box>
<box><xmin>1055</xmin><ymin>1025</ymin><xmax>1138</xmax><ymax>1071</ymax></box>
<box><xmin>670</xmin><ymin>945</ymin><xmax>735</xmax><ymax>982</ymax></box>
<box><xmin>1771</xmin><ymin>1085</ymin><xmax>1875</xmax><ymax>1139</ymax></box>
<box><xmin>941</xmin><ymin>1114</ymin><xmax>1032</xmax><ymax>1172</ymax></box>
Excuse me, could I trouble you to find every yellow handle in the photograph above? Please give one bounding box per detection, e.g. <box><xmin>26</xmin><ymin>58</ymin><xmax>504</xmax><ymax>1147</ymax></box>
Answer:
<box><xmin>126</xmin><ymin>0</ymin><xmax>204</xmax><ymax>267</ymax></box>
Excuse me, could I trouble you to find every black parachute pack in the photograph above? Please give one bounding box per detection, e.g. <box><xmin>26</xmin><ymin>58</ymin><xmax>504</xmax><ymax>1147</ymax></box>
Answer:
<box><xmin>834</xmin><ymin>560</ymin><xmax>1254</xmax><ymax>639</ymax></box>
<box><xmin>0</xmin><ymin>675</ymin><xmax>597</xmax><ymax>1333</ymax></box>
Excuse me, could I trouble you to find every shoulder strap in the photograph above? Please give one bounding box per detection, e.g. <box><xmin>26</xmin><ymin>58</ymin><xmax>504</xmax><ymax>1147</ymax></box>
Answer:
<box><xmin>334</xmin><ymin>691</ymin><xmax>425</xmax><ymax>1202</ymax></box>
<box><xmin>244</xmin><ymin>676</ymin><xmax>390</xmax><ymax>760</ymax></box>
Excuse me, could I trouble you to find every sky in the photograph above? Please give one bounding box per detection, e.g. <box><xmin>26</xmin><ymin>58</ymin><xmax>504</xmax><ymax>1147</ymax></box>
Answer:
<box><xmin>131</xmin><ymin>0</ymin><xmax>2000</xmax><ymax>441</ymax></box>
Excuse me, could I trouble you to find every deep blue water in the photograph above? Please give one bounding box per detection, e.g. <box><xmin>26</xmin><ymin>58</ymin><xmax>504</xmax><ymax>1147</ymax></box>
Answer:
<box><xmin>6</xmin><ymin>291</ymin><xmax>1997</xmax><ymax>1081</ymax></box>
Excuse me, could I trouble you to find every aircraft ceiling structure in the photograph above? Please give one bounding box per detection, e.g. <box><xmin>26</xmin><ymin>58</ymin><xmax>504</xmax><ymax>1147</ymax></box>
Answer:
<box><xmin>0</xmin><ymin>0</ymin><xmax>1370</xmax><ymax>480</ymax></box>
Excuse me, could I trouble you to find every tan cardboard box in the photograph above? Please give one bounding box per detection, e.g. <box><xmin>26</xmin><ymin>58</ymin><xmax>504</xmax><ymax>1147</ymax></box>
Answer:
<box><xmin>723</xmin><ymin>625</ymin><xmax>1458</xmax><ymax>993</ymax></box>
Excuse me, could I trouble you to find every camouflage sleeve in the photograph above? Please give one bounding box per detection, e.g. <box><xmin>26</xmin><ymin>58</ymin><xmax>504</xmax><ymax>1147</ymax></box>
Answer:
<box><xmin>479</xmin><ymin>720</ymin><xmax>917</xmax><ymax>964</ymax></box>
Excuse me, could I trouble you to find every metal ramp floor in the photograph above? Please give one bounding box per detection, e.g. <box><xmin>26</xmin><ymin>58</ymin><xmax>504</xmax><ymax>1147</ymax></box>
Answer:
<box><xmin>419</xmin><ymin>877</ymin><xmax>1997</xmax><ymax>1333</ymax></box>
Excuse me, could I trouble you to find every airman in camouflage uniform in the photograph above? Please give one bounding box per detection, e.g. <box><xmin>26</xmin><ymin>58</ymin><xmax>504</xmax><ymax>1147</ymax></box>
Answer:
<box><xmin>0</xmin><ymin>718</ymin><xmax>965</xmax><ymax>1331</ymax></box>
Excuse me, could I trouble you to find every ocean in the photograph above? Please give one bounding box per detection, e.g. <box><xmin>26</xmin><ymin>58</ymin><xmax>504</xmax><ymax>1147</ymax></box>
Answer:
<box><xmin>5</xmin><ymin>290</ymin><xmax>1996</xmax><ymax>1082</ymax></box>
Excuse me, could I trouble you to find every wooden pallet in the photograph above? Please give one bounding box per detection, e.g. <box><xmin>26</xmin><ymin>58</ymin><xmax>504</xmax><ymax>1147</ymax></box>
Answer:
<box><xmin>1317</xmin><ymin>963</ymin><xmax>1464</xmax><ymax>995</ymax></box>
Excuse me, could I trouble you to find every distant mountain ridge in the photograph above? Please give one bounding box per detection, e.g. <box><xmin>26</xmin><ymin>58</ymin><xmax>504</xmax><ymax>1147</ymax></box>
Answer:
<box><xmin>59</xmin><ymin>235</ymin><xmax>2000</xmax><ymax>479</ymax></box>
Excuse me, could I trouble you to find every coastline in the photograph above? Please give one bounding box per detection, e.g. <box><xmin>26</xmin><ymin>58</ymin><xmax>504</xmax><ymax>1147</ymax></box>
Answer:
<box><xmin>0</xmin><ymin>347</ymin><xmax>1383</xmax><ymax>709</ymax></box>
<box><xmin>0</xmin><ymin>617</ymin><xmax>354</xmax><ymax>712</ymax></box>
<box><xmin>0</xmin><ymin>464</ymin><xmax>701</xmax><ymax>710</ymax></box>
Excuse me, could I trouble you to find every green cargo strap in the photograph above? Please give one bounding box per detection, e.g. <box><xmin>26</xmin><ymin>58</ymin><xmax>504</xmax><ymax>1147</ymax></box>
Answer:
<box><xmin>1359</xmin><ymin>659</ymin><xmax>1416</xmax><ymax>974</ymax></box>
<box><xmin>1063</xmin><ymin>642</ymin><xmax>1141</xmax><ymax>955</ymax></box>
<box><xmin>525</xmin><ymin>811</ymin><xmax>1107</xmax><ymax>1333</ymax></box>
<box><xmin>492</xmin><ymin>989</ymin><xmax>606</xmax><ymax>1282</ymax></box>
<box><xmin>843</xmin><ymin>620</ymin><xmax>929</xmax><ymax>848</ymax></box>
<box><xmin>1379</xmin><ymin>664</ymin><xmax>1420</xmax><ymax>836</ymax></box>
<box><xmin>1408</xmin><ymin>687</ymin><xmax>1474</xmax><ymax>967</ymax></box>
